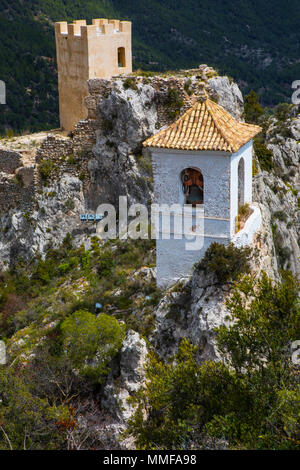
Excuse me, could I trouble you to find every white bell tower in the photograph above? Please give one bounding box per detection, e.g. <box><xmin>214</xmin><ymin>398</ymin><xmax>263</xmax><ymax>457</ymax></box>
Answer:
<box><xmin>143</xmin><ymin>98</ymin><xmax>262</xmax><ymax>287</ymax></box>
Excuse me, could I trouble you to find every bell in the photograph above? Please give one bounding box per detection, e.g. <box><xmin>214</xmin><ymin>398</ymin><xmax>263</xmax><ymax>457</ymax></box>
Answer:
<box><xmin>186</xmin><ymin>185</ymin><xmax>203</xmax><ymax>205</ymax></box>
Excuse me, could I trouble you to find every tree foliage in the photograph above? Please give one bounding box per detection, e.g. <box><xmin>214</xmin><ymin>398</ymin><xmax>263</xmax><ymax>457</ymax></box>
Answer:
<box><xmin>0</xmin><ymin>367</ymin><xmax>68</xmax><ymax>450</ymax></box>
<box><xmin>253</xmin><ymin>140</ymin><xmax>274</xmax><ymax>172</ymax></box>
<box><xmin>243</xmin><ymin>90</ymin><xmax>264</xmax><ymax>124</ymax></box>
<box><xmin>126</xmin><ymin>272</ymin><xmax>300</xmax><ymax>450</ymax></box>
<box><xmin>0</xmin><ymin>237</ymin><xmax>159</xmax><ymax>450</ymax></box>
<box><xmin>61</xmin><ymin>310</ymin><xmax>125</xmax><ymax>382</ymax></box>
<box><xmin>195</xmin><ymin>242</ymin><xmax>252</xmax><ymax>284</ymax></box>
<box><xmin>1</xmin><ymin>0</ymin><xmax>300</xmax><ymax>132</ymax></box>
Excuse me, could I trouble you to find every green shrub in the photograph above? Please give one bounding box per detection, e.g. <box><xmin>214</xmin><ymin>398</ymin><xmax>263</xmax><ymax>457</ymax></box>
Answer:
<box><xmin>80</xmin><ymin>250</ymin><xmax>91</xmax><ymax>270</ymax></box>
<box><xmin>5</xmin><ymin>129</ymin><xmax>15</xmax><ymax>138</ymax></box>
<box><xmin>46</xmin><ymin>191</ymin><xmax>56</xmax><ymax>198</ymax></box>
<box><xmin>133</xmin><ymin>69</ymin><xmax>156</xmax><ymax>78</ymax></box>
<box><xmin>136</xmin><ymin>153</ymin><xmax>153</xmax><ymax>175</ymax></box>
<box><xmin>65</xmin><ymin>198</ymin><xmax>75</xmax><ymax>211</ymax></box>
<box><xmin>267</xmin><ymin>103</ymin><xmax>293</xmax><ymax>138</ymax></box>
<box><xmin>61</xmin><ymin>310</ymin><xmax>124</xmax><ymax>382</ymax></box>
<box><xmin>273</xmin><ymin>210</ymin><xmax>288</xmax><ymax>222</ymax></box>
<box><xmin>238</xmin><ymin>202</ymin><xmax>251</xmax><ymax>218</ymax></box>
<box><xmin>0</xmin><ymin>367</ymin><xmax>68</xmax><ymax>450</ymax></box>
<box><xmin>23</xmin><ymin>212</ymin><xmax>31</xmax><ymax>222</ymax></box>
<box><xmin>126</xmin><ymin>272</ymin><xmax>300</xmax><ymax>450</ymax></box>
<box><xmin>166</xmin><ymin>87</ymin><xmax>184</xmax><ymax>119</ymax></box>
<box><xmin>67</xmin><ymin>154</ymin><xmax>76</xmax><ymax>165</ymax></box>
<box><xmin>38</xmin><ymin>159</ymin><xmax>56</xmax><ymax>183</ymax></box>
<box><xmin>274</xmin><ymin>103</ymin><xmax>293</xmax><ymax>122</ymax></box>
<box><xmin>243</xmin><ymin>90</ymin><xmax>264</xmax><ymax>124</ymax></box>
<box><xmin>184</xmin><ymin>78</ymin><xmax>193</xmax><ymax>96</ymax></box>
<box><xmin>236</xmin><ymin>203</ymin><xmax>253</xmax><ymax>232</ymax></box>
<box><xmin>195</xmin><ymin>242</ymin><xmax>251</xmax><ymax>284</ymax></box>
<box><xmin>123</xmin><ymin>78</ymin><xmax>138</xmax><ymax>91</ymax></box>
<box><xmin>79</xmin><ymin>171</ymin><xmax>85</xmax><ymax>181</ymax></box>
<box><xmin>253</xmin><ymin>140</ymin><xmax>274</xmax><ymax>172</ymax></box>
<box><xmin>57</xmin><ymin>257</ymin><xmax>78</xmax><ymax>275</ymax></box>
<box><xmin>286</xmin><ymin>183</ymin><xmax>298</xmax><ymax>196</ymax></box>
<box><xmin>252</xmin><ymin>158</ymin><xmax>259</xmax><ymax>175</ymax></box>
<box><xmin>96</xmin><ymin>250</ymin><xmax>115</xmax><ymax>278</ymax></box>
<box><xmin>31</xmin><ymin>257</ymin><xmax>57</xmax><ymax>285</ymax></box>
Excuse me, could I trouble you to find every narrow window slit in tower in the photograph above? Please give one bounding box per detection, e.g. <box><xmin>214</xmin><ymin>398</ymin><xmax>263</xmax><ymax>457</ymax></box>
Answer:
<box><xmin>118</xmin><ymin>47</ymin><xmax>126</xmax><ymax>67</ymax></box>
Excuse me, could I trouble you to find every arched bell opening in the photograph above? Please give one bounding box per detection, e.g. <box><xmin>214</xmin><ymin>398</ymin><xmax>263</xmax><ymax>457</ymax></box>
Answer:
<box><xmin>181</xmin><ymin>168</ymin><xmax>204</xmax><ymax>207</ymax></box>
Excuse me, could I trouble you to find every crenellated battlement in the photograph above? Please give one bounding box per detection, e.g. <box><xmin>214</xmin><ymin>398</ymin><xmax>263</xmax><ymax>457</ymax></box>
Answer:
<box><xmin>55</xmin><ymin>18</ymin><xmax>132</xmax><ymax>131</ymax></box>
<box><xmin>55</xmin><ymin>19</ymin><xmax>131</xmax><ymax>39</ymax></box>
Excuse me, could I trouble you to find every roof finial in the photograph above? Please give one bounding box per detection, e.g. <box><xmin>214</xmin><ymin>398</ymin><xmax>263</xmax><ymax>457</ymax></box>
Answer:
<box><xmin>197</xmin><ymin>87</ymin><xmax>209</xmax><ymax>103</ymax></box>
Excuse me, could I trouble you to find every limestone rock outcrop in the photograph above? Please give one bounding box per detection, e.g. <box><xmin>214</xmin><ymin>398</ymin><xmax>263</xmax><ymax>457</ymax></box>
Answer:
<box><xmin>0</xmin><ymin>68</ymin><xmax>243</xmax><ymax>267</ymax></box>
<box><xmin>253</xmin><ymin>116</ymin><xmax>300</xmax><ymax>278</ymax></box>
<box><xmin>101</xmin><ymin>330</ymin><xmax>148</xmax><ymax>423</ymax></box>
<box><xmin>208</xmin><ymin>76</ymin><xmax>244</xmax><ymax>119</ymax></box>
<box><xmin>0</xmin><ymin>68</ymin><xmax>299</xmax><ymax>449</ymax></box>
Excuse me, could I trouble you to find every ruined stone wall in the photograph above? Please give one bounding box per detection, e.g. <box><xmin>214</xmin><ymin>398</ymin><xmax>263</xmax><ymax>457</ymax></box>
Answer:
<box><xmin>34</xmin><ymin>119</ymin><xmax>98</xmax><ymax>197</ymax></box>
<box><xmin>0</xmin><ymin>148</ymin><xmax>35</xmax><ymax>212</ymax></box>
<box><xmin>0</xmin><ymin>118</ymin><xmax>99</xmax><ymax>213</ymax></box>
<box><xmin>36</xmin><ymin>120</ymin><xmax>98</xmax><ymax>161</ymax></box>
<box><xmin>84</xmin><ymin>73</ymin><xmax>203</xmax><ymax>128</ymax></box>
<box><xmin>0</xmin><ymin>175</ymin><xmax>35</xmax><ymax>212</ymax></box>
<box><xmin>0</xmin><ymin>149</ymin><xmax>22</xmax><ymax>173</ymax></box>
<box><xmin>83</xmin><ymin>65</ymin><xmax>240</xmax><ymax>134</ymax></box>
<box><xmin>0</xmin><ymin>68</ymin><xmax>247</xmax><ymax>268</ymax></box>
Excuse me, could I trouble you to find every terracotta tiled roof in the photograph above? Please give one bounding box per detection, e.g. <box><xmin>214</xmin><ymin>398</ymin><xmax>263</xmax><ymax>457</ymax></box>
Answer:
<box><xmin>143</xmin><ymin>98</ymin><xmax>262</xmax><ymax>153</ymax></box>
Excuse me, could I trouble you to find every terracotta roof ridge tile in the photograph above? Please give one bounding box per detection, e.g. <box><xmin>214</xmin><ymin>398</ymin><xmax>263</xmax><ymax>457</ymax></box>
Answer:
<box><xmin>143</xmin><ymin>97</ymin><xmax>262</xmax><ymax>152</ymax></box>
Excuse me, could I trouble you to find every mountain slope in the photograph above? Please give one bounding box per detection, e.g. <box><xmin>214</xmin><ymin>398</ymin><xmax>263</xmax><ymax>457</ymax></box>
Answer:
<box><xmin>118</xmin><ymin>0</ymin><xmax>300</xmax><ymax>102</ymax></box>
<box><xmin>1</xmin><ymin>0</ymin><xmax>300</xmax><ymax>134</ymax></box>
<box><xmin>0</xmin><ymin>69</ymin><xmax>299</xmax><ymax>450</ymax></box>
<box><xmin>0</xmin><ymin>0</ymin><xmax>116</xmax><ymax>134</ymax></box>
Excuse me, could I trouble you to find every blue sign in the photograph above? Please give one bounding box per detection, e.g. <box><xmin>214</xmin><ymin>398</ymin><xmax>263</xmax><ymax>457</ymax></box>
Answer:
<box><xmin>80</xmin><ymin>214</ymin><xmax>104</xmax><ymax>222</ymax></box>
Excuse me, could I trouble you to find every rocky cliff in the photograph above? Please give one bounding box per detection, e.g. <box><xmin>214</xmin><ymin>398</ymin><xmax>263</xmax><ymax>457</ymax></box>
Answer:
<box><xmin>0</xmin><ymin>66</ymin><xmax>299</xmax><ymax>448</ymax></box>
<box><xmin>0</xmin><ymin>66</ymin><xmax>244</xmax><ymax>268</ymax></box>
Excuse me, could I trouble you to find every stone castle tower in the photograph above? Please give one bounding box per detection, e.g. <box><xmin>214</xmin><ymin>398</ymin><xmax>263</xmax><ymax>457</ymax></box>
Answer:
<box><xmin>55</xmin><ymin>19</ymin><xmax>132</xmax><ymax>131</ymax></box>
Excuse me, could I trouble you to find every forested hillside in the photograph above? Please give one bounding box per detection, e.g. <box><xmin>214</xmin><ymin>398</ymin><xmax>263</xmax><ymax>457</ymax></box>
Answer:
<box><xmin>1</xmin><ymin>0</ymin><xmax>300</xmax><ymax>134</ymax></box>
<box><xmin>0</xmin><ymin>54</ymin><xmax>299</xmax><ymax>451</ymax></box>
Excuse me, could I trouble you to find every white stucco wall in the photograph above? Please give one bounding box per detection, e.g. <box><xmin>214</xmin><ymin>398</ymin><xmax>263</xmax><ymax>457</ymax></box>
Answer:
<box><xmin>150</xmin><ymin>144</ymin><xmax>255</xmax><ymax>287</ymax></box>
<box><xmin>156</xmin><ymin>236</ymin><xmax>230</xmax><ymax>288</ymax></box>
<box><xmin>151</xmin><ymin>148</ymin><xmax>232</xmax><ymax>287</ymax></box>
<box><xmin>151</xmin><ymin>148</ymin><xmax>231</xmax><ymax>219</ymax></box>
<box><xmin>230</xmin><ymin>140</ymin><xmax>253</xmax><ymax>235</ymax></box>
<box><xmin>232</xmin><ymin>204</ymin><xmax>262</xmax><ymax>248</ymax></box>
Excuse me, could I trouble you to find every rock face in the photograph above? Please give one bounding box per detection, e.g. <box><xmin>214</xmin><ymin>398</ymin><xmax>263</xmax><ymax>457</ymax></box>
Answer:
<box><xmin>0</xmin><ymin>69</ymin><xmax>299</xmax><ymax>446</ymax></box>
<box><xmin>0</xmin><ymin>67</ymin><xmax>244</xmax><ymax>267</ymax></box>
<box><xmin>151</xmin><ymin>275</ymin><xmax>229</xmax><ymax>362</ymax></box>
<box><xmin>0</xmin><ymin>174</ymin><xmax>85</xmax><ymax>269</ymax></box>
<box><xmin>208</xmin><ymin>76</ymin><xmax>244</xmax><ymax>119</ymax></box>
<box><xmin>98</xmin><ymin>81</ymin><xmax>157</xmax><ymax>153</ymax></box>
<box><xmin>151</xmin><ymin>204</ymin><xmax>278</xmax><ymax>362</ymax></box>
<box><xmin>88</xmin><ymin>80</ymin><xmax>157</xmax><ymax>208</ymax></box>
<box><xmin>253</xmin><ymin>115</ymin><xmax>300</xmax><ymax>279</ymax></box>
<box><xmin>101</xmin><ymin>330</ymin><xmax>148</xmax><ymax>423</ymax></box>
